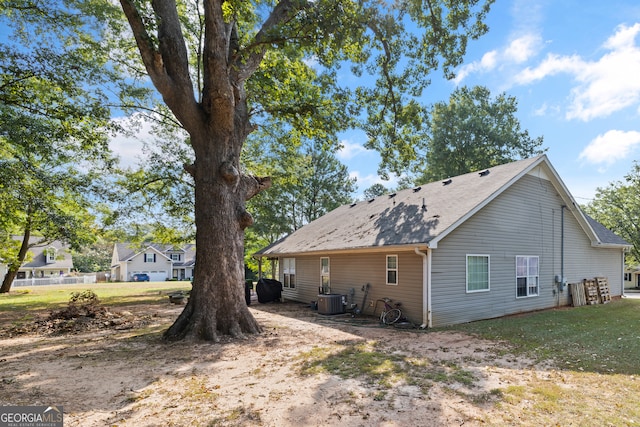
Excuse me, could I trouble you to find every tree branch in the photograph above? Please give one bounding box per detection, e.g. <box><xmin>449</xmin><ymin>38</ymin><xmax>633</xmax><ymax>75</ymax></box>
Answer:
<box><xmin>119</xmin><ymin>0</ymin><xmax>200</xmax><ymax>129</ymax></box>
<box><xmin>241</xmin><ymin>174</ymin><xmax>272</xmax><ymax>201</ymax></box>
<box><xmin>119</xmin><ymin>0</ymin><xmax>166</xmax><ymax>87</ymax></box>
<box><xmin>232</xmin><ymin>0</ymin><xmax>307</xmax><ymax>83</ymax></box>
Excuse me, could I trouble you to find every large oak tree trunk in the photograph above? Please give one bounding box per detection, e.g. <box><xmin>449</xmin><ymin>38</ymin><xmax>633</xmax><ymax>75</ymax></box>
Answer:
<box><xmin>121</xmin><ymin>0</ymin><xmax>275</xmax><ymax>341</ymax></box>
<box><xmin>163</xmin><ymin>125</ymin><xmax>265</xmax><ymax>341</ymax></box>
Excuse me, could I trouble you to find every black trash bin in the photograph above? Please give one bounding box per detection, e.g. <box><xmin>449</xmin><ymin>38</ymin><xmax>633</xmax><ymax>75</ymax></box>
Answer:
<box><xmin>256</xmin><ymin>278</ymin><xmax>283</xmax><ymax>303</ymax></box>
<box><xmin>245</xmin><ymin>280</ymin><xmax>252</xmax><ymax>306</ymax></box>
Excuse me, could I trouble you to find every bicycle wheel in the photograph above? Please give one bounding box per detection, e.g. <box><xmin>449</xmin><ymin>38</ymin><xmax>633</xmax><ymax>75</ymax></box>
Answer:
<box><xmin>382</xmin><ymin>308</ymin><xmax>402</xmax><ymax>325</ymax></box>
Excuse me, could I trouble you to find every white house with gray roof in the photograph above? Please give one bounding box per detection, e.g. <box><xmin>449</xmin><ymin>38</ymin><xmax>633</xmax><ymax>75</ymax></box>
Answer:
<box><xmin>1</xmin><ymin>237</ymin><xmax>74</xmax><ymax>280</ymax></box>
<box><xmin>111</xmin><ymin>243</ymin><xmax>196</xmax><ymax>282</ymax></box>
<box><xmin>255</xmin><ymin>155</ymin><xmax>631</xmax><ymax>327</ymax></box>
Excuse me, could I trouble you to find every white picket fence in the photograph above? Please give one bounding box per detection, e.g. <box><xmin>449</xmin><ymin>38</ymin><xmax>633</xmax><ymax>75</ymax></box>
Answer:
<box><xmin>12</xmin><ymin>275</ymin><xmax>97</xmax><ymax>287</ymax></box>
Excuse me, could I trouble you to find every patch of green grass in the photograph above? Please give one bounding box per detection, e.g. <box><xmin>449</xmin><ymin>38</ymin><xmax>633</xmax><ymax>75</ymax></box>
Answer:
<box><xmin>0</xmin><ymin>282</ymin><xmax>192</xmax><ymax>313</ymax></box>
<box><xmin>207</xmin><ymin>405</ymin><xmax>262</xmax><ymax>426</ymax></box>
<box><xmin>298</xmin><ymin>341</ymin><xmax>407</xmax><ymax>388</ymax></box>
<box><xmin>497</xmin><ymin>373</ymin><xmax>640</xmax><ymax>425</ymax></box>
<box><xmin>298</xmin><ymin>340</ymin><xmax>477</xmax><ymax>393</ymax></box>
<box><xmin>444</xmin><ymin>298</ymin><xmax>640</xmax><ymax>374</ymax></box>
<box><xmin>180</xmin><ymin>376</ymin><xmax>220</xmax><ymax>401</ymax></box>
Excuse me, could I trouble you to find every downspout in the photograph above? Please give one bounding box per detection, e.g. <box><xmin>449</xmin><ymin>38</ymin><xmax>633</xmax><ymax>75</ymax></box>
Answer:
<box><xmin>621</xmin><ymin>248</ymin><xmax>626</xmax><ymax>298</ymax></box>
<box><xmin>414</xmin><ymin>247</ymin><xmax>431</xmax><ymax>328</ymax></box>
<box><xmin>560</xmin><ymin>205</ymin><xmax>566</xmax><ymax>305</ymax></box>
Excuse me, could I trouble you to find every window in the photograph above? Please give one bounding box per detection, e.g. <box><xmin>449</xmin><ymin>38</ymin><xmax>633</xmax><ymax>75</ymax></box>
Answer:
<box><xmin>320</xmin><ymin>257</ymin><xmax>330</xmax><ymax>293</ymax></box>
<box><xmin>283</xmin><ymin>258</ymin><xmax>296</xmax><ymax>289</ymax></box>
<box><xmin>144</xmin><ymin>253</ymin><xmax>156</xmax><ymax>263</ymax></box>
<box><xmin>386</xmin><ymin>255</ymin><xmax>398</xmax><ymax>285</ymax></box>
<box><xmin>45</xmin><ymin>248</ymin><xmax>56</xmax><ymax>263</ymax></box>
<box><xmin>467</xmin><ymin>255</ymin><xmax>489</xmax><ymax>292</ymax></box>
<box><xmin>171</xmin><ymin>253</ymin><xmax>181</xmax><ymax>261</ymax></box>
<box><xmin>516</xmin><ymin>256</ymin><xmax>539</xmax><ymax>297</ymax></box>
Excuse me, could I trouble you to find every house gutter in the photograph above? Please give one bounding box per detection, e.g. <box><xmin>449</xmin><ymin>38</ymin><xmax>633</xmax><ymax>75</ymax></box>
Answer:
<box><xmin>414</xmin><ymin>247</ymin><xmax>431</xmax><ymax>328</ymax></box>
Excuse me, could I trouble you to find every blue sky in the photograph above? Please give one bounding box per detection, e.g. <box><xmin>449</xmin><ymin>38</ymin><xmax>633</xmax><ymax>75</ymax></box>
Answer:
<box><xmin>337</xmin><ymin>0</ymin><xmax>640</xmax><ymax>203</ymax></box>
<box><xmin>108</xmin><ymin>0</ymin><xmax>640</xmax><ymax>203</ymax></box>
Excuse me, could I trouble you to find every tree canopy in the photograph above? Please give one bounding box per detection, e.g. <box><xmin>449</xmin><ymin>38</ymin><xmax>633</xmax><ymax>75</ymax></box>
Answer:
<box><xmin>0</xmin><ymin>0</ymin><xmax>122</xmax><ymax>292</ymax></box>
<box><xmin>112</xmin><ymin>0</ymin><xmax>496</xmax><ymax>341</ymax></box>
<box><xmin>584</xmin><ymin>163</ymin><xmax>640</xmax><ymax>265</ymax></box>
<box><xmin>414</xmin><ymin>85</ymin><xmax>546</xmax><ymax>183</ymax></box>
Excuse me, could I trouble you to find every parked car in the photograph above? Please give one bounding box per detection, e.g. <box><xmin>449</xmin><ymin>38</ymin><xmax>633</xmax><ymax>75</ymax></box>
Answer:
<box><xmin>132</xmin><ymin>273</ymin><xmax>150</xmax><ymax>282</ymax></box>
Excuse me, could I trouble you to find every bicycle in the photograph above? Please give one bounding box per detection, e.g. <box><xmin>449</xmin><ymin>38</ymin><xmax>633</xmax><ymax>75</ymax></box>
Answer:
<box><xmin>376</xmin><ymin>297</ymin><xmax>404</xmax><ymax>325</ymax></box>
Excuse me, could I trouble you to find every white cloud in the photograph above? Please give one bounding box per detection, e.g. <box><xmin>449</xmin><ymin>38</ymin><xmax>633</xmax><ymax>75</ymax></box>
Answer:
<box><xmin>350</xmin><ymin>171</ymin><xmax>400</xmax><ymax>197</ymax></box>
<box><xmin>337</xmin><ymin>139</ymin><xmax>369</xmax><ymax>160</ymax></box>
<box><xmin>533</xmin><ymin>103</ymin><xmax>548</xmax><ymax>116</ymax></box>
<box><xmin>514</xmin><ymin>23</ymin><xmax>640</xmax><ymax>121</ymax></box>
<box><xmin>109</xmin><ymin>115</ymin><xmax>151</xmax><ymax>168</ymax></box>
<box><xmin>515</xmin><ymin>53</ymin><xmax>584</xmax><ymax>84</ymax></box>
<box><xmin>454</xmin><ymin>34</ymin><xmax>542</xmax><ymax>84</ymax></box>
<box><xmin>504</xmin><ymin>33</ymin><xmax>542</xmax><ymax>63</ymax></box>
<box><xmin>579</xmin><ymin>129</ymin><xmax>640</xmax><ymax>165</ymax></box>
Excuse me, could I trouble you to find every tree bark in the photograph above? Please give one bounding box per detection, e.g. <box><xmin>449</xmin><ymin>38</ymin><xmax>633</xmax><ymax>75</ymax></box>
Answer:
<box><xmin>0</xmin><ymin>268</ymin><xmax>19</xmax><ymax>294</ymax></box>
<box><xmin>121</xmin><ymin>0</ymin><xmax>278</xmax><ymax>341</ymax></box>
<box><xmin>0</xmin><ymin>230</ymin><xmax>31</xmax><ymax>293</ymax></box>
<box><xmin>163</xmin><ymin>128</ymin><xmax>270</xmax><ymax>341</ymax></box>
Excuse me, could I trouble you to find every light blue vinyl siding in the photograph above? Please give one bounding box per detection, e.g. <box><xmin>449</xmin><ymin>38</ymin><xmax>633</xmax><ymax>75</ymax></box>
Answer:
<box><xmin>277</xmin><ymin>174</ymin><xmax>624</xmax><ymax>328</ymax></box>
<box><xmin>430</xmin><ymin>174</ymin><xmax>624</xmax><ymax>327</ymax></box>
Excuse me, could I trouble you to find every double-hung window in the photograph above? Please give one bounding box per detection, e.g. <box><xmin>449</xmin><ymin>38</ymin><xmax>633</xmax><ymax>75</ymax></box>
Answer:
<box><xmin>283</xmin><ymin>258</ymin><xmax>296</xmax><ymax>289</ymax></box>
<box><xmin>320</xmin><ymin>257</ymin><xmax>330</xmax><ymax>293</ymax></box>
<box><xmin>144</xmin><ymin>253</ymin><xmax>156</xmax><ymax>263</ymax></box>
<box><xmin>386</xmin><ymin>255</ymin><xmax>398</xmax><ymax>285</ymax></box>
<box><xmin>466</xmin><ymin>255</ymin><xmax>490</xmax><ymax>292</ymax></box>
<box><xmin>516</xmin><ymin>256</ymin><xmax>539</xmax><ymax>297</ymax></box>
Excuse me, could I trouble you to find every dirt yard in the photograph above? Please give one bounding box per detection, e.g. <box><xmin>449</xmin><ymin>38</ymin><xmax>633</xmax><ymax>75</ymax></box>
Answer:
<box><xmin>0</xmin><ymin>299</ymin><xmax>550</xmax><ymax>426</ymax></box>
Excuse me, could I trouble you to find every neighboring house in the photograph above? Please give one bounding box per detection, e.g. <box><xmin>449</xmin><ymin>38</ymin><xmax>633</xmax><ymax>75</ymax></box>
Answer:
<box><xmin>255</xmin><ymin>155</ymin><xmax>631</xmax><ymax>328</ymax></box>
<box><xmin>0</xmin><ymin>237</ymin><xmax>74</xmax><ymax>279</ymax></box>
<box><xmin>624</xmin><ymin>267</ymin><xmax>640</xmax><ymax>289</ymax></box>
<box><xmin>110</xmin><ymin>243</ymin><xmax>196</xmax><ymax>282</ymax></box>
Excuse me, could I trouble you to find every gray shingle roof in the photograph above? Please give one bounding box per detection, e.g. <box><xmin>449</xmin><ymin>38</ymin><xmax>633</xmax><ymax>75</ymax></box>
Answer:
<box><xmin>114</xmin><ymin>242</ymin><xmax>196</xmax><ymax>265</ymax></box>
<box><xmin>256</xmin><ymin>155</ymin><xmax>628</xmax><ymax>256</ymax></box>
<box><xmin>19</xmin><ymin>238</ymin><xmax>73</xmax><ymax>269</ymax></box>
<box><xmin>584</xmin><ymin>214</ymin><xmax>631</xmax><ymax>246</ymax></box>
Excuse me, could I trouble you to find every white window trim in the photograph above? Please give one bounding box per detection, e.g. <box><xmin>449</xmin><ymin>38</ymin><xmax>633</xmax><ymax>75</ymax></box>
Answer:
<box><xmin>516</xmin><ymin>255</ymin><xmax>539</xmax><ymax>298</ymax></box>
<box><xmin>386</xmin><ymin>255</ymin><xmax>398</xmax><ymax>286</ymax></box>
<box><xmin>320</xmin><ymin>257</ymin><xmax>330</xmax><ymax>293</ymax></box>
<box><xmin>466</xmin><ymin>254</ymin><xmax>490</xmax><ymax>293</ymax></box>
<box><xmin>283</xmin><ymin>258</ymin><xmax>296</xmax><ymax>289</ymax></box>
